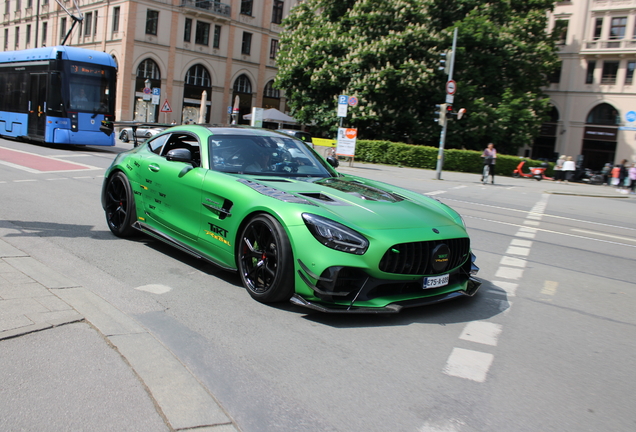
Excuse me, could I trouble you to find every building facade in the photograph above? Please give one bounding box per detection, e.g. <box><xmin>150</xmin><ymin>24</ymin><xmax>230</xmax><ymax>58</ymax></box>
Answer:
<box><xmin>1</xmin><ymin>0</ymin><xmax>297</xmax><ymax>125</ymax></box>
<box><xmin>540</xmin><ymin>0</ymin><xmax>636</xmax><ymax>169</ymax></box>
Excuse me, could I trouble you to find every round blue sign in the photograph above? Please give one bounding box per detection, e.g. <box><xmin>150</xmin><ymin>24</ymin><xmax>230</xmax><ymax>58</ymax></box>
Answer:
<box><xmin>626</xmin><ymin>111</ymin><xmax>636</xmax><ymax>123</ymax></box>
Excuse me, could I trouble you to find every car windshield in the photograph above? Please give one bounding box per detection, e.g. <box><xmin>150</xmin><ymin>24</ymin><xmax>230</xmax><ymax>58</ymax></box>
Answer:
<box><xmin>208</xmin><ymin>134</ymin><xmax>334</xmax><ymax>178</ymax></box>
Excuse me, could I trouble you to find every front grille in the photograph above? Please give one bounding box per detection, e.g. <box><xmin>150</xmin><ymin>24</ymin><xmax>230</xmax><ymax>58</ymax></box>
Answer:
<box><xmin>379</xmin><ymin>238</ymin><xmax>470</xmax><ymax>275</ymax></box>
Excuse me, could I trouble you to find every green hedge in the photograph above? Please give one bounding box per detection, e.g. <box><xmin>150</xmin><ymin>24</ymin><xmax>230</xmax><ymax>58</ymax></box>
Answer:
<box><xmin>353</xmin><ymin>140</ymin><xmax>553</xmax><ymax>177</ymax></box>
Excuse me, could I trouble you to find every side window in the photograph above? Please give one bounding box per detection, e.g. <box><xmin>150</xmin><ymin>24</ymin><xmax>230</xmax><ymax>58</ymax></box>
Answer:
<box><xmin>148</xmin><ymin>134</ymin><xmax>169</xmax><ymax>154</ymax></box>
<box><xmin>161</xmin><ymin>133</ymin><xmax>201</xmax><ymax>167</ymax></box>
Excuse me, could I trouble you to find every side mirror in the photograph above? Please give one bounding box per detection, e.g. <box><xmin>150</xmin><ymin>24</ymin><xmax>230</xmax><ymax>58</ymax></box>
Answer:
<box><xmin>166</xmin><ymin>148</ymin><xmax>193</xmax><ymax>164</ymax></box>
<box><xmin>326</xmin><ymin>156</ymin><xmax>339</xmax><ymax>168</ymax></box>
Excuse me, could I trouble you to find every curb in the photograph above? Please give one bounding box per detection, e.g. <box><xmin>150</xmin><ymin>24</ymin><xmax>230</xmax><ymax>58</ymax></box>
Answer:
<box><xmin>0</xmin><ymin>238</ymin><xmax>238</xmax><ymax>432</ymax></box>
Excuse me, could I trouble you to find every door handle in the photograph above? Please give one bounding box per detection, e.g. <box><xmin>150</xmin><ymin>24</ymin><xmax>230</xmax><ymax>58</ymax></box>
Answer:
<box><xmin>148</xmin><ymin>164</ymin><xmax>160</xmax><ymax>172</ymax></box>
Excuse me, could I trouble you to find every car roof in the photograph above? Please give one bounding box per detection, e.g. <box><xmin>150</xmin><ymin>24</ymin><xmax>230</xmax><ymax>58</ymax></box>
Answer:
<box><xmin>166</xmin><ymin>125</ymin><xmax>301</xmax><ymax>138</ymax></box>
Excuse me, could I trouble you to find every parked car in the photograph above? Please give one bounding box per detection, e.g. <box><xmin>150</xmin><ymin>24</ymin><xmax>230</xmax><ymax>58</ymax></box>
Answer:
<box><xmin>102</xmin><ymin>125</ymin><xmax>480</xmax><ymax>313</ymax></box>
<box><xmin>119</xmin><ymin>126</ymin><xmax>164</xmax><ymax>143</ymax></box>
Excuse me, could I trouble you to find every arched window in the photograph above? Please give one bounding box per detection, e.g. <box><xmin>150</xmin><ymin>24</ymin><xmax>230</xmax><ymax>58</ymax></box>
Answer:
<box><xmin>185</xmin><ymin>64</ymin><xmax>211</xmax><ymax>87</ymax></box>
<box><xmin>264</xmin><ymin>80</ymin><xmax>279</xmax><ymax>98</ymax></box>
<box><xmin>134</xmin><ymin>59</ymin><xmax>161</xmax><ymax>122</ymax></box>
<box><xmin>136</xmin><ymin>59</ymin><xmax>161</xmax><ymax>80</ymax></box>
<box><xmin>586</xmin><ymin>103</ymin><xmax>618</xmax><ymax>125</ymax></box>
<box><xmin>233</xmin><ymin>74</ymin><xmax>252</xmax><ymax>93</ymax></box>
<box><xmin>263</xmin><ymin>80</ymin><xmax>280</xmax><ymax>110</ymax></box>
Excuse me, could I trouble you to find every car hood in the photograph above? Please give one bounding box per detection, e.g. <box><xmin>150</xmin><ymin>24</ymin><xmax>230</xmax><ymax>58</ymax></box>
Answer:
<box><xmin>239</xmin><ymin>175</ymin><xmax>463</xmax><ymax>232</ymax></box>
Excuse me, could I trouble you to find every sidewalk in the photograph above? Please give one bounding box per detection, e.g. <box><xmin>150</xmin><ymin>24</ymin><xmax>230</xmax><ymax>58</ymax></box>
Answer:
<box><xmin>337</xmin><ymin>162</ymin><xmax>634</xmax><ymax>199</ymax></box>
<box><xmin>0</xmin><ymin>237</ymin><xmax>238</xmax><ymax>432</ymax></box>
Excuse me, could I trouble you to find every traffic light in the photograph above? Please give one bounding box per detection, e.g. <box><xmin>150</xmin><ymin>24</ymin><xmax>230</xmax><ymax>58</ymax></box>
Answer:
<box><xmin>438</xmin><ymin>53</ymin><xmax>447</xmax><ymax>73</ymax></box>
<box><xmin>439</xmin><ymin>50</ymin><xmax>452</xmax><ymax>75</ymax></box>
<box><xmin>446</xmin><ymin>104</ymin><xmax>454</xmax><ymax>119</ymax></box>
<box><xmin>435</xmin><ymin>103</ymin><xmax>447</xmax><ymax>126</ymax></box>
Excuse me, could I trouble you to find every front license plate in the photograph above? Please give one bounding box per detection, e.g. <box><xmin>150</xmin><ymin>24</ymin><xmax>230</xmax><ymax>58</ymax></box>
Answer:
<box><xmin>423</xmin><ymin>274</ymin><xmax>449</xmax><ymax>289</ymax></box>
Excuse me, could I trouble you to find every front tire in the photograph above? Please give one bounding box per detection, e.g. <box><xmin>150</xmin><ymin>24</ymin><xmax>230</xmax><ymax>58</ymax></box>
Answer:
<box><xmin>120</xmin><ymin>130</ymin><xmax>129</xmax><ymax>142</ymax></box>
<box><xmin>104</xmin><ymin>172</ymin><xmax>137</xmax><ymax>238</ymax></box>
<box><xmin>238</xmin><ymin>214</ymin><xmax>295</xmax><ymax>303</ymax></box>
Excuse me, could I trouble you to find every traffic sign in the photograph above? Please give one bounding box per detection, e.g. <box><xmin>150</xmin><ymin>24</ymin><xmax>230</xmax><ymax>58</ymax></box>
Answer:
<box><xmin>160</xmin><ymin>100</ymin><xmax>172</xmax><ymax>113</ymax></box>
<box><xmin>337</xmin><ymin>95</ymin><xmax>349</xmax><ymax>117</ymax></box>
<box><xmin>348</xmin><ymin>96</ymin><xmax>358</xmax><ymax>107</ymax></box>
<box><xmin>446</xmin><ymin>80</ymin><xmax>456</xmax><ymax>95</ymax></box>
<box><xmin>152</xmin><ymin>87</ymin><xmax>160</xmax><ymax>96</ymax></box>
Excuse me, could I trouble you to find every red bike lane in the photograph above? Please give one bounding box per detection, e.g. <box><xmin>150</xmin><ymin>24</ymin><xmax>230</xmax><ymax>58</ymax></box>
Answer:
<box><xmin>0</xmin><ymin>147</ymin><xmax>94</xmax><ymax>172</ymax></box>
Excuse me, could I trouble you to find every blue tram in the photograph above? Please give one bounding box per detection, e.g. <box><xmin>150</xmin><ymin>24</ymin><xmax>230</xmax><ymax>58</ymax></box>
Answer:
<box><xmin>0</xmin><ymin>46</ymin><xmax>117</xmax><ymax>146</ymax></box>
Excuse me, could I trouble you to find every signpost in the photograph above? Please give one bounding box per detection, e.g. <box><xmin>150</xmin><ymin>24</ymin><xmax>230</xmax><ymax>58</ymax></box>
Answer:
<box><xmin>435</xmin><ymin>28</ymin><xmax>458</xmax><ymax>180</ymax></box>
<box><xmin>152</xmin><ymin>87</ymin><xmax>160</xmax><ymax>105</ymax></box>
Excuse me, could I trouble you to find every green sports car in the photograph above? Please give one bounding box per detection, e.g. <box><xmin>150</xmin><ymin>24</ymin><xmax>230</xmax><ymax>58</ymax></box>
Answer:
<box><xmin>101</xmin><ymin>125</ymin><xmax>481</xmax><ymax>313</ymax></box>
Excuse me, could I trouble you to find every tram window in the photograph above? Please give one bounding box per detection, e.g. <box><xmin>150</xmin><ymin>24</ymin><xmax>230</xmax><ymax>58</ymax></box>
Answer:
<box><xmin>48</xmin><ymin>73</ymin><xmax>64</xmax><ymax>115</ymax></box>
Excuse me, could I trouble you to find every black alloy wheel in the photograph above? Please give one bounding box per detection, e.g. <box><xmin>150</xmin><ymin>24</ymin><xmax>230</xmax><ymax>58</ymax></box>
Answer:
<box><xmin>238</xmin><ymin>214</ymin><xmax>294</xmax><ymax>303</ymax></box>
<box><xmin>104</xmin><ymin>171</ymin><xmax>137</xmax><ymax>238</ymax></box>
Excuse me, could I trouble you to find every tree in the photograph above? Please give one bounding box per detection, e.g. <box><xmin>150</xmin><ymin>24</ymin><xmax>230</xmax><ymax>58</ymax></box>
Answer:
<box><xmin>275</xmin><ymin>0</ymin><xmax>560</xmax><ymax>154</ymax></box>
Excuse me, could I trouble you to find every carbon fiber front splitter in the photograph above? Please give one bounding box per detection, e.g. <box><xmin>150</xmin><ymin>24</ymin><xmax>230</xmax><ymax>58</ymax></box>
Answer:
<box><xmin>289</xmin><ymin>276</ymin><xmax>482</xmax><ymax>314</ymax></box>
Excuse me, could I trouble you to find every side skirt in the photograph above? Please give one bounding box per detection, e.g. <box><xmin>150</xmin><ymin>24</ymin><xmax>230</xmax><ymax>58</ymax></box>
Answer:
<box><xmin>133</xmin><ymin>221</ymin><xmax>236</xmax><ymax>272</ymax></box>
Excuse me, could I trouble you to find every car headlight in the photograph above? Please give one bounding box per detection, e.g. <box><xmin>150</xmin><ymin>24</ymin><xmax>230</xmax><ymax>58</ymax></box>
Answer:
<box><xmin>302</xmin><ymin>213</ymin><xmax>368</xmax><ymax>255</ymax></box>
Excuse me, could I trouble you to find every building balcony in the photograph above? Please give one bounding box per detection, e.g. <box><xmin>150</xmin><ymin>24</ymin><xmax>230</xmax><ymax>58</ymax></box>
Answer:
<box><xmin>180</xmin><ymin>0</ymin><xmax>231</xmax><ymax>18</ymax></box>
<box><xmin>583</xmin><ymin>38</ymin><xmax>636</xmax><ymax>53</ymax></box>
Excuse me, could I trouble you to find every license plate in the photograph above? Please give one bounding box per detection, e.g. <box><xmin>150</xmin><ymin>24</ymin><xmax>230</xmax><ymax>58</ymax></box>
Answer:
<box><xmin>423</xmin><ymin>274</ymin><xmax>449</xmax><ymax>289</ymax></box>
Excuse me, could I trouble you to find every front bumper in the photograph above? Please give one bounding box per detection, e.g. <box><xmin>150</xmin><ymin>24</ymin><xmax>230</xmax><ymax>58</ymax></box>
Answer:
<box><xmin>291</xmin><ymin>253</ymin><xmax>481</xmax><ymax>313</ymax></box>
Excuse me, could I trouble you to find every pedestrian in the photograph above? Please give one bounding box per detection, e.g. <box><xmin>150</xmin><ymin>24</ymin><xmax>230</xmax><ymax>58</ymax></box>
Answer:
<box><xmin>617</xmin><ymin>159</ymin><xmax>629</xmax><ymax>191</ymax></box>
<box><xmin>562</xmin><ymin>156</ymin><xmax>576</xmax><ymax>183</ymax></box>
<box><xmin>629</xmin><ymin>163</ymin><xmax>636</xmax><ymax>195</ymax></box>
<box><xmin>554</xmin><ymin>155</ymin><xmax>566</xmax><ymax>182</ymax></box>
<box><xmin>481</xmin><ymin>143</ymin><xmax>497</xmax><ymax>184</ymax></box>
<box><xmin>601</xmin><ymin>163</ymin><xmax>612</xmax><ymax>186</ymax></box>
<box><xmin>611</xmin><ymin>164</ymin><xmax>620</xmax><ymax>187</ymax></box>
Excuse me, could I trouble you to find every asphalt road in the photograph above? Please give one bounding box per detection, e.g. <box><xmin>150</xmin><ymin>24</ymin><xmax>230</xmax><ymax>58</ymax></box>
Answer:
<box><xmin>1</xmin><ymin>137</ymin><xmax>635</xmax><ymax>432</ymax></box>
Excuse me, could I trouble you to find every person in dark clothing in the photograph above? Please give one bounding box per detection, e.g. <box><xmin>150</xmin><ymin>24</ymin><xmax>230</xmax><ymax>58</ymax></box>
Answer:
<box><xmin>618</xmin><ymin>159</ymin><xmax>629</xmax><ymax>190</ymax></box>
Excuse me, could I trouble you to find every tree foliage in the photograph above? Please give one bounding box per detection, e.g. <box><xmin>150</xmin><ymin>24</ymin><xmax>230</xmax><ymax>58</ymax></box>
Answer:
<box><xmin>275</xmin><ymin>0</ymin><xmax>560</xmax><ymax>154</ymax></box>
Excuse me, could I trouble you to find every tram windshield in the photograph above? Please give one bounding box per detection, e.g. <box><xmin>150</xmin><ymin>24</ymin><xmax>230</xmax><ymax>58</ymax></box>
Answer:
<box><xmin>67</xmin><ymin>62</ymin><xmax>115</xmax><ymax>114</ymax></box>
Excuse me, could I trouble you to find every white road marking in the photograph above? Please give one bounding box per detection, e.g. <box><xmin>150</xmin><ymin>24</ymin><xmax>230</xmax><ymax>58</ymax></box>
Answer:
<box><xmin>505</xmin><ymin>246</ymin><xmax>530</xmax><ymax>256</ymax></box>
<box><xmin>495</xmin><ymin>266</ymin><xmax>524</xmax><ymax>280</ymax></box>
<box><xmin>466</xmin><ymin>216</ymin><xmax>636</xmax><ymax>248</ymax></box>
<box><xmin>451</xmin><ymin>185</ymin><xmax>467</xmax><ymax>189</ymax></box>
<box><xmin>493</xmin><ymin>281</ymin><xmax>518</xmax><ymax>296</ymax></box>
<box><xmin>443</xmin><ymin>198</ymin><xmax>636</xmax><ymax>232</ymax></box>
<box><xmin>523</xmin><ymin>220</ymin><xmax>540</xmax><ymax>226</ymax></box>
<box><xmin>459</xmin><ymin>321</ymin><xmax>503</xmax><ymax>346</ymax></box>
<box><xmin>500</xmin><ymin>256</ymin><xmax>527</xmax><ymax>268</ymax></box>
<box><xmin>443</xmin><ymin>348</ymin><xmax>494</xmax><ymax>382</ymax></box>
<box><xmin>13</xmin><ymin>179</ymin><xmax>37</xmax><ymax>182</ymax></box>
<box><xmin>135</xmin><ymin>284</ymin><xmax>172</xmax><ymax>294</ymax></box>
<box><xmin>515</xmin><ymin>231</ymin><xmax>536</xmax><ymax>239</ymax></box>
<box><xmin>571</xmin><ymin>229</ymin><xmax>636</xmax><ymax>243</ymax></box>
<box><xmin>0</xmin><ymin>160</ymin><xmax>42</xmax><ymax>173</ymax></box>
<box><xmin>510</xmin><ymin>239</ymin><xmax>533</xmax><ymax>247</ymax></box>
<box><xmin>425</xmin><ymin>190</ymin><xmax>447</xmax><ymax>196</ymax></box>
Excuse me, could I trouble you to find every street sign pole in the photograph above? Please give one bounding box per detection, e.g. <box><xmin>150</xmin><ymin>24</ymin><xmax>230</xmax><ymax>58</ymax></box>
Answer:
<box><xmin>436</xmin><ymin>28</ymin><xmax>458</xmax><ymax>180</ymax></box>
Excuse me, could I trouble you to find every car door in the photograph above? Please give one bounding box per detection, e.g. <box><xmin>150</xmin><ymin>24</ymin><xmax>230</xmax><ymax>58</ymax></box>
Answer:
<box><xmin>137</xmin><ymin>132</ymin><xmax>204</xmax><ymax>242</ymax></box>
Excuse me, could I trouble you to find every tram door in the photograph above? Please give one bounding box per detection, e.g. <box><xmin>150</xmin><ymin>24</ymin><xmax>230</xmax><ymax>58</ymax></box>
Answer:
<box><xmin>28</xmin><ymin>73</ymin><xmax>47</xmax><ymax>138</ymax></box>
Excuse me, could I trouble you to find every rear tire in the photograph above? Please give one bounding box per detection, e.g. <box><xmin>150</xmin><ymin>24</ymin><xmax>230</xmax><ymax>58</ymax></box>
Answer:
<box><xmin>237</xmin><ymin>214</ymin><xmax>295</xmax><ymax>303</ymax></box>
<box><xmin>104</xmin><ymin>172</ymin><xmax>137</xmax><ymax>238</ymax></box>
<box><xmin>512</xmin><ymin>172</ymin><xmax>520</xmax><ymax>178</ymax></box>
<box><xmin>120</xmin><ymin>130</ymin><xmax>129</xmax><ymax>142</ymax></box>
